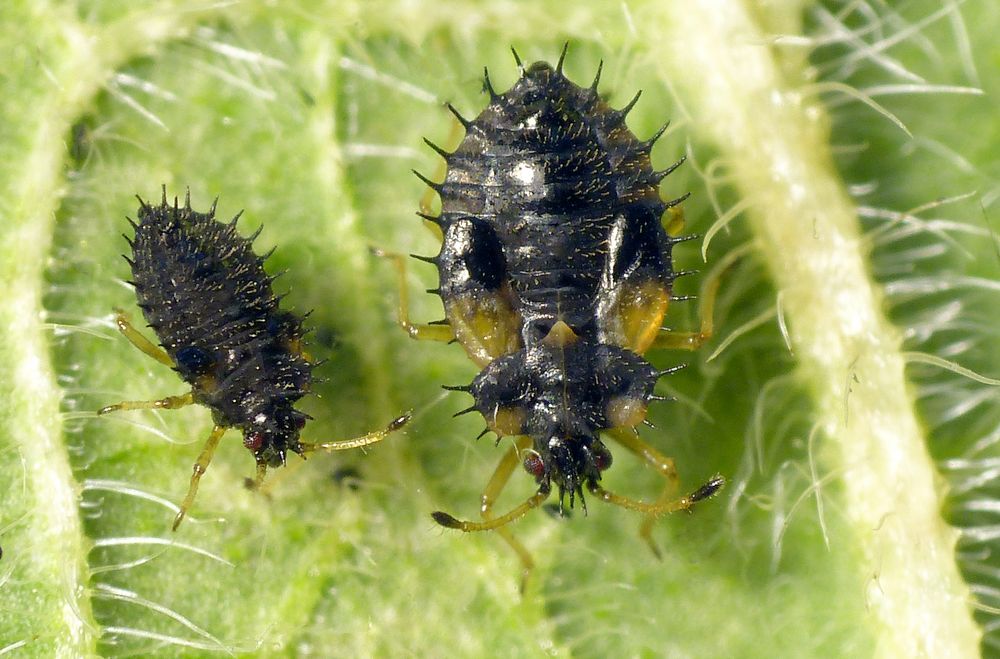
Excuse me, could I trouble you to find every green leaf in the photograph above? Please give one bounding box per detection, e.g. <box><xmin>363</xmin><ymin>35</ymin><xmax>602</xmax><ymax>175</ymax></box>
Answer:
<box><xmin>2</xmin><ymin>1</ymin><xmax>998</xmax><ymax>656</ymax></box>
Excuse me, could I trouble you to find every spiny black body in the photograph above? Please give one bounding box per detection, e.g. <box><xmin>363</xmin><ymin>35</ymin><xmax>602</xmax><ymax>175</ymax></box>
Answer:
<box><xmin>423</xmin><ymin>50</ymin><xmax>697</xmax><ymax>511</ymax></box>
<box><xmin>437</xmin><ymin>67</ymin><xmax>677</xmax><ymax>332</ymax></box>
<box><xmin>130</xmin><ymin>191</ymin><xmax>311</xmax><ymax>467</ymax></box>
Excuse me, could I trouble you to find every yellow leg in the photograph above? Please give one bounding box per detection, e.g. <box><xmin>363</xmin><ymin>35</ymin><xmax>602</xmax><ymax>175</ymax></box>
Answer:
<box><xmin>478</xmin><ymin>437</ymin><xmax>536</xmax><ymax>591</ymax></box>
<box><xmin>381</xmin><ymin>111</ymin><xmax>464</xmax><ymax>338</ymax></box>
<box><xmin>298</xmin><ymin>413</ymin><xmax>410</xmax><ymax>453</ymax></box>
<box><xmin>432</xmin><ymin>437</ymin><xmax>549</xmax><ymax>589</ymax></box>
<box><xmin>649</xmin><ymin>257</ymin><xmax>724</xmax><ymax>351</ymax></box>
<box><xmin>248</xmin><ymin>415</ymin><xmax>406</xmax><ymax>501</ymax></box>
<box><xmin>587</xmin><ymin>473</ymin><xmax>724</xmax><ymax>516</ymax></box>
<box><xmin>173</xmin><ymin>425</ymin><xmax>227</xmax><ymax>530</ymax></box>
<box><xmin>433</xmin><ymin>488</ymin><xmax>551</xmax><ymax>532</ymax></box>
<box><xmin>372</xmin><ymin>248</ymin><xmax>454</xmax><ymax>342</ymax></box>
<box><xmin>244</xmin><ymin>461</ymin><xmax>270</xmax><ymax>493</ymax></box>
<box><xmin>113</xmin><ymin>308</ymin><xmax>173</xmax><ymax>366</ymax></box>
<box><xmin>607</xmin><ymin>428</ymin><xmax>680</xmax><ymax>558</ymax></box>
<box><xmin>97</xmin><ymin>392</ymin><xmax>194</xmax><ymax>416</ymax></box>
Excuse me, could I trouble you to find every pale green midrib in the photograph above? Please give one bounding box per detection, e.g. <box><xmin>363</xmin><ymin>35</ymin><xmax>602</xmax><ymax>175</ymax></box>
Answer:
<box><xmin>655</xmin><ymin>2</ymin><xmax>979</xmax><ymax>657</ymax></box>
<box><xmin>301</xmin><ymin>32</ymin><xmax>394</xmax><ymax>422</ymax></box>
<box><xmin>2</xmin><ymin>13</ymin><xmax>115</xmax><ymax>656</ymax></box>
<box><xmin>268</xmin><ymin>31</ymin><xmax>407</xmax><ymax>640</ymax></box>
<box><xmin>299</xmin><ymin>33</ymin><xmax>430</xmax><ymax>494</ymax></box>
<box><xmin>0</xmin><ymin>4</ymin><xmax>230</xmax><ymax>655</ymax></box>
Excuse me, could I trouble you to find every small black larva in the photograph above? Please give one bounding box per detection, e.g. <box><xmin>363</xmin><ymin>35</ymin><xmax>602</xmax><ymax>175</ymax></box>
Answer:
<box><xmin>384</xmin><ymin>45</ymin><xmax>723</xmax><ymax>584</ymax></box>
<box><xmin>99</xmin><ymin>189</ymin><xmax>408</xmax><ymax>529</ymax></box>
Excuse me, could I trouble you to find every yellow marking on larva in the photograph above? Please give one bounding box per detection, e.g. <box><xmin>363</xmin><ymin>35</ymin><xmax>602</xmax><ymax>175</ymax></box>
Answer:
<box><xmin>611</xmin><ymin>279</ymin><xmax>671</xmax><ymax>354</ymax></box>
<box><xmin>488</xmin><ymin>406</ymin><xmax>527</xmax><ymax>437</ymax></box>
<box><xmin>445</xmin><ymin>287</ymin><xmax>522</xmax><ymax>368</ymax></box>
<box><xmin>541</xmin><ymin>320</ymin><xmax>580</xmax><ymax>348</ymax></box>
<box><xmin>606</xmin><ymin>396</ymin><xmax>648</xmax><ymax>429</ymax></box>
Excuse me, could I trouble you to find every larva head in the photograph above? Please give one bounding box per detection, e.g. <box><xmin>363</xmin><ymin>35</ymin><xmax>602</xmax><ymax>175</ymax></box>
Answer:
<box><xmin>470</xmin><ymin>330</ymin><xmax>658</xmax><ymax>510</ymax></box>
<box><xmin>242</xmin><ymin>407</ymin><xmax>309</xmax><ymax>467</ymax></box>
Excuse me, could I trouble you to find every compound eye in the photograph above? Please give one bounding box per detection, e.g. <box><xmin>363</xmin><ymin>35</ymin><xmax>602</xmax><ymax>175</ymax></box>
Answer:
<box><xmin>244</xmin><ymin>431</ymin><xmax>265</xmax><ymax>452</ymax></box>
<box><xmin>523</xmin><ymin>451</ymin><xmax>546</xmax><ymax>479</ymax></box>
<box><xmin>592</xmin><ymin>444</ymin><xmax>613</xmax><ymax>472</ymax></box>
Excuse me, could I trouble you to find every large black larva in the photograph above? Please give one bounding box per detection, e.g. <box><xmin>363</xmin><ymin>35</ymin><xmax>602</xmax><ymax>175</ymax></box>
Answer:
<box><xmin>99</xmin><ymin>189</ymin><xmax>408</xmax><ymax>529</ymax></box>
<box><xmin>382</xmin><ymin>44</ymin><xmax>724</xmax><ymax>585</ymax></box>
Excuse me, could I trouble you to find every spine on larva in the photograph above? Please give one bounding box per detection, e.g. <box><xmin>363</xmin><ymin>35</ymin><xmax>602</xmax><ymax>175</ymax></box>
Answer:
<box><xmin>424</xmin><ymin>56</ymin><xmax>686</xmax><ymax>328</ymax></box>
<box><xmin>127</xmin><ymin>191</ymin><xmax>312</xmax><ymax>429</ymax></box>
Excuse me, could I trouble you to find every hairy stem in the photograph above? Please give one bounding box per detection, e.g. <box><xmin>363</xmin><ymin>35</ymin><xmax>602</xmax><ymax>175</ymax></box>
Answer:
<box><xmin>653</xmin><ymin>1</ymin><xmax>979</xmax><ymax>655</ymax></box>
<box><xmin>0</xmin><ymin>3</ymin><xmax>223</xmax><ymax>654</ymax></box>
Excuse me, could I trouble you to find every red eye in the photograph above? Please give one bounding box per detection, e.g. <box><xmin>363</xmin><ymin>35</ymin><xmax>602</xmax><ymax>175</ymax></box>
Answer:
<box><xmin>523</xmin><ymin>452</ymin><xmax>545</xmax><ymax>479</ymax></box>
<box><xmin>592</xmin><ymin>445</ymin><xmax>613</xmax><ymax>472</ymax></box>
<box><xmin>244</xmin><ymin>431</ymin><xmax>264</xmax><ymax>452</ymax></box>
